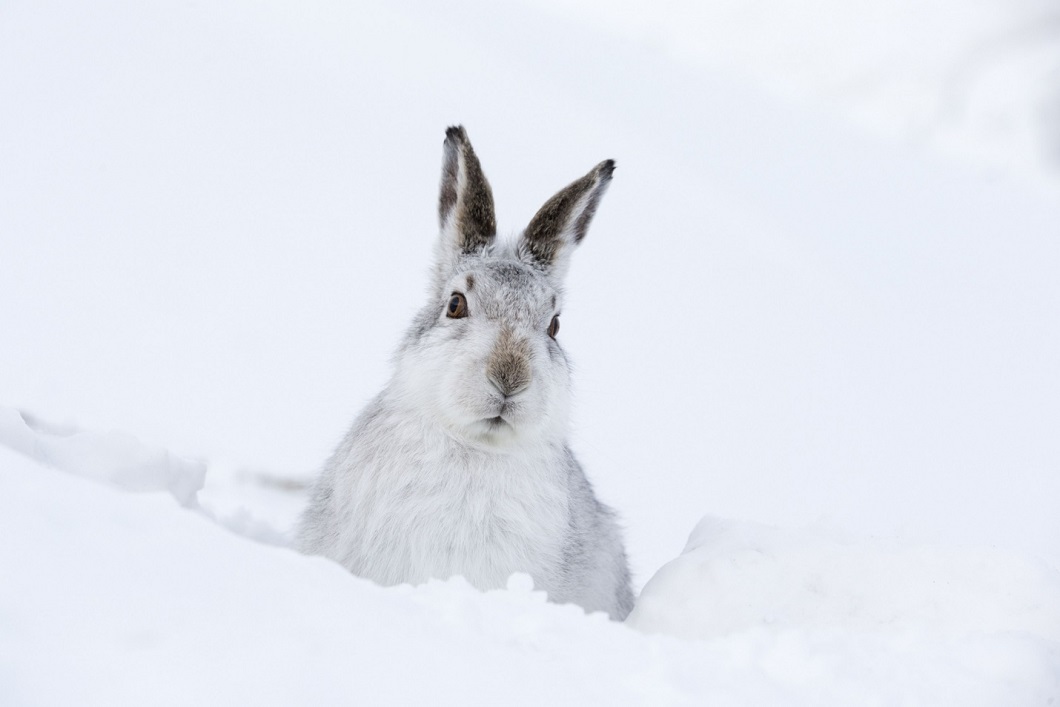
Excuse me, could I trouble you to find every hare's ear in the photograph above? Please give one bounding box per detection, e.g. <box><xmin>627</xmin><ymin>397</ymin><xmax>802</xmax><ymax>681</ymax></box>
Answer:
<box><xmin>519</xmin><ymin>160</ymin><xmax>614</xmax><ymax>281</ymax></box>
<box><xmin>435</xmin><ymin>126</ymin><xmax>496</xmax><ymax>284</ymax></box>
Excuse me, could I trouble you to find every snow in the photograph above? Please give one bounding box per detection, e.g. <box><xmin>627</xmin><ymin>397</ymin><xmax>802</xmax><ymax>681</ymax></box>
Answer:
<box><xmin>629</xmin><ymin>517</ymin><xmax>1060</xmax><ymax>641</ymax></box>
<box><xmin>523</xmin><ymin>0</ymin><xmax>1060</xmax><ymax>186</ymax></box>
<box><xmin>0</xmin><ymin>407</ymin><xmax>205</xmax><ymax>507</ymax></box>
<box><xmin>2</xmin><ymin>0</ymin><xmax>1059</xmax><ymax>703</ymax></box>
<box><xmin>2</xmin><ymin>418</ymin><xmax>1057</xmax><ymax>705</ymax></box>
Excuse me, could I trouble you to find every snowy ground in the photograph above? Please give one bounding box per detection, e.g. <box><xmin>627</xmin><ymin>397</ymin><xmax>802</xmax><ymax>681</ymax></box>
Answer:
<box><xmin>2</xmin><ymin>0</ymin><xmax>1059</xmax><ymax>703</ymax></box>
<box><xmin>2</xmin><ymin>409</ymin><xmax>1058</xmax><ymax>705</ymax></box>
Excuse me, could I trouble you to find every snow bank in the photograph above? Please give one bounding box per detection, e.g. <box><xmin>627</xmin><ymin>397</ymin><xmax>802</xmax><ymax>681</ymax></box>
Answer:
<box><xmin>627</xmin><ymin>517</ymin><xmax>1060</xmax><ymax>704</ymax></box>
<box><xmin>628</xmin><ymin>516</ymin><xmax>1060</xmax><ymax>641</ymax></box>
<box><xmin>0</xmin><ymin>405</ymin><xmax>302</xmax><ymax>546</ymax></box>
<box><xmin>1</xmin><ymin>420</ymin><xmax>1058</xmax><ymax>705</ymax></box>
<box><xmin>0</xmin><ymin>445</ymin><xmax>749</xmax><ymax>706</ymax></box>
<box><xmin>0</xmin><ymin>405</ymin><xmax>204</xmax><ymax>507</ymax></box>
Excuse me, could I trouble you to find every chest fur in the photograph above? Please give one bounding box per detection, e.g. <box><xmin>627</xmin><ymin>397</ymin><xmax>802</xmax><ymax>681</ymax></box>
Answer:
<box><xmin>319</xmin><ymin>429</ymin><xmax>572</xmax><ymax>593</ymax></box>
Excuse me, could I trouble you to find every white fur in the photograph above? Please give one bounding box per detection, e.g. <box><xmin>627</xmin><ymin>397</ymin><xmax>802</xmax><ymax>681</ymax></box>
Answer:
<box><xmin>304</xmin><ymin>399</ymin><xmax>569</xmax><ymax>591</ymax></box>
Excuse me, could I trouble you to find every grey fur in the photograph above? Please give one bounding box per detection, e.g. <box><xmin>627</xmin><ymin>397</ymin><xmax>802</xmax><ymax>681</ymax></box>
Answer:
<box><xmin>298</xmin><ymin>128</ymin><xmax>633</xmax><ymax>620</ymax></box>
<box><xmin>486</xmin><ymin>326</ymin><xmax>532</xmax><ymax>397</ymax></box>
<box><xmin>522</xmin><ymin>159</ymin><xmax>614</xmax><ymax>269</ymax></box>
<box><xmin>439</xmin><ymin>125</ymin><xmax>496</xmax><ymax>254</ymax></box>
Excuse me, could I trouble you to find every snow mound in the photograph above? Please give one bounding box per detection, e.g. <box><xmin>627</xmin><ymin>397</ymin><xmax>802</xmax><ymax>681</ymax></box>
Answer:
<box><xmin>0</xmin><ymin>405</ymin><xmax>205</xmax><ymax>507</ymax></box>
<box><xmin>628</xmin><ymin>516</ymin><xmax>1060</xmax><ymax>642</ymax></box>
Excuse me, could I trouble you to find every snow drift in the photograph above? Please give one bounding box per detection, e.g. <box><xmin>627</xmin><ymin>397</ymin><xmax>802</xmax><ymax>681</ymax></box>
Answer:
<box><xmin>1</xmin><ymin>410</ymin><xmax>1057</xmax><ymax>705</ymax></box>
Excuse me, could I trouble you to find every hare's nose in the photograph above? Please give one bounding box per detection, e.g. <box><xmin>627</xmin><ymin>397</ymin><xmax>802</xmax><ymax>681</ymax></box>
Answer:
<box><xmin>487</xmin><ymin>361</ymin><xmax>531</xmax><ymax>397</ymax></box>
<box><xmin>486</xmin><ymin>329</ymin><xmax>532</xmax><ymax>397</ymax></box>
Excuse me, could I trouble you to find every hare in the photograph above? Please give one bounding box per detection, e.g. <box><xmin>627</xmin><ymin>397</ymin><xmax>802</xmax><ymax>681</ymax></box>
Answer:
<box><xmin>298</xmin><ymin>126</ymin><xmax>634</xmax><ymax>619</ymax></box>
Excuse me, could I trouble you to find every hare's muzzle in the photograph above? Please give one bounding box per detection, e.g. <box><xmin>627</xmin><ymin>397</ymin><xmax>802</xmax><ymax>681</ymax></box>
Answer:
<box><xmin>486</xmin><ymin>327</ymin><xmax>532</xmax><ymax>398</ymax></box>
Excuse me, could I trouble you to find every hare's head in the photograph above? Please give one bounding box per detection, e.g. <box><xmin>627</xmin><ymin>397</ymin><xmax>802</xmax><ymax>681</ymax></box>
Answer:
<box><xmin>393</xmin><ymin>126</ymin><xmax>613</xmax><ymax>448</ymax></box>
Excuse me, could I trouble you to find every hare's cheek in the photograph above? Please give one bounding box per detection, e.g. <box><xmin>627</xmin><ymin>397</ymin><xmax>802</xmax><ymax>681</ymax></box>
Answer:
<box><xmin>543</xmin><ymin>367</ymin><xmax>573</xmax><ymax>408</ymax></box>
<box><xmin>438</xmin><ymin>365</ymin><xmax>483</xmax><ymax>413</ymax></box>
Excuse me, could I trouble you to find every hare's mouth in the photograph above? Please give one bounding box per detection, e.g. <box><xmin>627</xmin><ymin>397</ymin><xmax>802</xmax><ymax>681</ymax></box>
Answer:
<box><xmin>480</xmin><ymin>415</ymin><xmax>517</xmax><ymax>436</ymax></box>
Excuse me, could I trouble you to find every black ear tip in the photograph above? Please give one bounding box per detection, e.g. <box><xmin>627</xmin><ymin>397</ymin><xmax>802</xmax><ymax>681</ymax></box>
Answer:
<box><xmin>445</xmin><ymin>125</ymin><xmax>468</xmax><ymax>144</ymax></box>
<box><xmin>598</xmin><ymin>159</ymin><xmax>616</xmax><ymax>180</ymax></box>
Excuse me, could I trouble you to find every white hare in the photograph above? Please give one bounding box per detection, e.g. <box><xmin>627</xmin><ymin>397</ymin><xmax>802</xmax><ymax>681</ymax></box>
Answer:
<box><xmin>298</xmin><ymin>126</ymin><xmax>634</xmax><ymax>619</ymax></box>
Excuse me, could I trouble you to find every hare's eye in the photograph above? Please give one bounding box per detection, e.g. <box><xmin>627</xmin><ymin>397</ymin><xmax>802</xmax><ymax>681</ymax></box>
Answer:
<box><xmin>446</xmin><ymin>293</ymin><xmax>468</xmax><ymax>319</ymax></box>
<box><xmin>548</xmin><ymin>315</ymin><xmax>560</xmax><ymax>339</ymax></box>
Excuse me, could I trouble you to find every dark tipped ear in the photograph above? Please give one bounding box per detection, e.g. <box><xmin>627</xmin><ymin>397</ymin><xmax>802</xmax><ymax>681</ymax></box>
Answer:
<box><xmin>520</xmin><ymin>160</ymin><xmax>614</xmax><ymax>279</ymax></box>
<box><xmin>438</xmin><ymin>126</ymin><xmax>496</xmax><ymax>254</ymax></box>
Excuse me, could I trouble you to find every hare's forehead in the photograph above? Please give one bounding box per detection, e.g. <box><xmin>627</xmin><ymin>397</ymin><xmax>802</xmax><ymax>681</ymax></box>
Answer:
<box><xmin>452</xmin><ymin>259</ymin><xmax>558</xmax><ymax>318</ymax></box>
